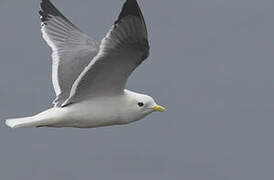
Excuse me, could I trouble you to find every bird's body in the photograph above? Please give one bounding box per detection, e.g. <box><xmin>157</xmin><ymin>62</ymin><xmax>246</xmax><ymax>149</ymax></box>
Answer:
<box><xmin>5</xmin><ymin>0</ymin><xmax>165</xmax><ymax>129</ymax></box>
<box><xmin>7</xmin><ymin>90</ymin><xmax>157</xmax><ymax>128</ymax></box>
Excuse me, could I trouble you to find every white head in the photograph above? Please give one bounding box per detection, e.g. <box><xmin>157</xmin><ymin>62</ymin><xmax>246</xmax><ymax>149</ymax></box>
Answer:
<box><xmin>121</xmin><ymin>90</ymin><xmax>166</xmax><ymax>123</ymax></box>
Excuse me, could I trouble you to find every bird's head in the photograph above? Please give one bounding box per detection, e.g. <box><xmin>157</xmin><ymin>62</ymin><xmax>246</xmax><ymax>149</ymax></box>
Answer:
<box><xmin>123</xmin><ymin>90</ymin><xmax>166</xmax><ymax>123</ymax></box>
<box><xmin>134</xmin><ymin>94</ymin><xmax>166</xmax><ymax>113</ymax></box>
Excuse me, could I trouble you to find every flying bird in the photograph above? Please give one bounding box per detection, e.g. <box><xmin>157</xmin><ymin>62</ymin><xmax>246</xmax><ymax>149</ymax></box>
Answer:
<box><xmin>5</xmin><ymin>0</ymin><xmax>165</xmax><ymax>128</ymax></box>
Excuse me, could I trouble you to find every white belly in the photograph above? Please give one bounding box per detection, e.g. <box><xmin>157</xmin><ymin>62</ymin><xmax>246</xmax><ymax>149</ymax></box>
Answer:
<box><xmin>33</xmin><ymin>90</ymin><xmax>153</xmax><ymax>128</ymax></box>
<box><xmin>47</xmin><ymin>99</ymin><xmax>125</xmax><ymax>128</ymax></box>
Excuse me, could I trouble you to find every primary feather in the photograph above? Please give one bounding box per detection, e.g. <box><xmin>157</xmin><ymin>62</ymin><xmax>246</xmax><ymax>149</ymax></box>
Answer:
<box><xmin>63</xmin><ymin>0</ymin><xmax>150</xmax><ymax>106</ymax></box>
<box><xmin>40</xmin><ymin>0</ymin><xmax>98</xmax><ymax>107</ymax></box>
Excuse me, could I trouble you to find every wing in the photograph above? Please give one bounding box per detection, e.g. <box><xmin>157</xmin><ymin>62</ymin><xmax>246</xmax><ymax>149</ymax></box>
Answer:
<box><xmin>62</xmin><ymin>0</ymin><xmax>149</xmax><ymax>106</ymax></box>
<box><xmin>39</xmin><ymin>0</ymin><xmax>99</xmax><ymax>107</ymax></box>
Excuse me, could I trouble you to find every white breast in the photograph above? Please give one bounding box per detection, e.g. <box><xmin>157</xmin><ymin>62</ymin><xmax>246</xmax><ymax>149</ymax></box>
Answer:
<box><xmin>48</xmin><ymin>95</ymin><xmax>126</xmax><ymax>128</ymax></box>
<box><xmin>41</xmin><ymin>90</ymin><xmax>151</xmax><ymax>128</ymax></box>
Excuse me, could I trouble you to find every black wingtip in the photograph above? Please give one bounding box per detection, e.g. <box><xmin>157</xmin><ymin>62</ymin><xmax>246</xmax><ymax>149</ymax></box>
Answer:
<box><xmin>40</xmin><ymin>0</ymin><xmax>60</xmax><ymax>17</ymax></box>
<box><xmin>115</xmin><ymin>0</ymin><xmax>146</xmax><ymax>25</ymax></box>
<box><xmin>39</xmin><ymin>0</ymin><xmax>73</xmax><ymax>26</ymax></box>
<box><xmin>39</xmin><ymin>0</ymin><xmax>56</xmax><ymax>22</ymax></box>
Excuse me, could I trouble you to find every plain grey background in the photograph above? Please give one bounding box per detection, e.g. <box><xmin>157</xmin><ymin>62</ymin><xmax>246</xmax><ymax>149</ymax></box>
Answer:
<box><xmin>0</xmin><ymin>0</ymin><xmax>274</xmax><ymax>179</ymax></box>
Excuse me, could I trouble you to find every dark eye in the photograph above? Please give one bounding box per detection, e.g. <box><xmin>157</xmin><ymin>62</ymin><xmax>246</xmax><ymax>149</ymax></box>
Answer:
<box><xmin>138</xmin><ymin>102</ymin><xmax>144</xmax><ymax>107</ymax></box>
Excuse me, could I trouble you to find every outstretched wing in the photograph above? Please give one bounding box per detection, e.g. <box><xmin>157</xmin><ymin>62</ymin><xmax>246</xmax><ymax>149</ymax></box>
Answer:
<box><xmin>39</xmin><ymin>0</ymin><xmax>99</xmax><ymax>107</ymax></box>
<box><xmin>63</xmin><ymin>0</ymin><xmax>149</xmax><ymax>106</ymax></box>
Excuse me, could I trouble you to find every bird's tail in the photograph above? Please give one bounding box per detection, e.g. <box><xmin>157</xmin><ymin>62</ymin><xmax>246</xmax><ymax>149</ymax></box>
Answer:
<box><xmin>5</xmin><ymin>108</ymin><xmax>63</xmax><ymax>128</ymax></box>
<box><xmin>5</xmin><ymin>116</ymin><xmax>43</xmax><ymax>128</ymax></box>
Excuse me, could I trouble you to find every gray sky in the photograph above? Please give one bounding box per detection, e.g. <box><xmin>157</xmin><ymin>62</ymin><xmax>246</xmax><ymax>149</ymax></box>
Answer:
<box><xmin>1</xmin><ymin>0</ymin><xmax>274</xmax><ymax>179</ymax></box>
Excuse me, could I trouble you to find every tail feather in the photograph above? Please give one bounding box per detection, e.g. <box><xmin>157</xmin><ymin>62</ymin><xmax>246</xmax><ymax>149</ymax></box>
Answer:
<box><xmin>5</xmin><ymin>108</ymin><xmax>62</xmax><ymax>128</ymax></box>
<box><xmin>5</xmin><ymin>116</ymin><xmax>41</xmax><ymax>128</ymax></box>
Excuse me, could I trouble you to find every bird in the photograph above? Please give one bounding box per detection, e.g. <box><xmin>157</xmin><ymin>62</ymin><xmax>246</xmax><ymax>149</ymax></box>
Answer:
<box><xmin>5</xmin><ymin>0</ymin><xmax>166</xmax><ymax>129</ymax></box>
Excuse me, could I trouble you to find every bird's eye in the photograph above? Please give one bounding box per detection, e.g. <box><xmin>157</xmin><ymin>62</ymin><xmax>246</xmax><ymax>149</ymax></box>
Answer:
<box><xmin>138</xmin><ymin>102</ymin><xmax>144</xmax><ymax>107</ymax></box>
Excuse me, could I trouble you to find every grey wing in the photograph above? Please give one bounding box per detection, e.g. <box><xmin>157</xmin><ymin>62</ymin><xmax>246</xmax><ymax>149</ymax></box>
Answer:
<box><xmin>39</xmin><ymin>0</ymin><xmax>99</xmax><ymax>107</ymax></box>
<box><xmin>63</xmin><ymin>0</ymin><xmax>149</xmax><ymax>106</ymax></box>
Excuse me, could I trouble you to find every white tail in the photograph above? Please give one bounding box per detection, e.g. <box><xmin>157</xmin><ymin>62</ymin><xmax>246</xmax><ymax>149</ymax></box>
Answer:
<box><xmin>5</xmin><ymin>116</ymin><xmax>42</xmax><ymax>128</ymax></box>
<box><xmin>5</xmin><ymin>108</ymin><xmax>64</xmax><ymax>128</ymax></box>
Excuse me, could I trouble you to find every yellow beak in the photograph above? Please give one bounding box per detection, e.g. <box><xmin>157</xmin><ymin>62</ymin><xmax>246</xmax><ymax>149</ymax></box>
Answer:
<box><xmin>152</xmin><ymin>105</ymin><xmax>166</xmax><ymax>112</ymax></box>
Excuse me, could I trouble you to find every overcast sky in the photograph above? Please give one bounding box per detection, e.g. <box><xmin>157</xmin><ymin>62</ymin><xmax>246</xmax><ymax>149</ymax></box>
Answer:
<box><xmin>1</xmin><ymin>0</ymin><xmax>274</xmax><ymax>179</ymax></box>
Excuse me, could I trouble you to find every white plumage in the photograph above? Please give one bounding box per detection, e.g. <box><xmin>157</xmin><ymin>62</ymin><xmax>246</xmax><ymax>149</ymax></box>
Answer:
<box><xmin>5</xmin><ymin>0</ymin><xmax>165</xmax><ymax>129</ymax></box>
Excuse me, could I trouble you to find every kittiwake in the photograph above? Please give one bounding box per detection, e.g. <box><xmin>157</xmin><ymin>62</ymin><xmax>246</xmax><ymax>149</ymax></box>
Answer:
<box><xmin>5</xmin><ymin>0</ymin><xmax>166</xmax><ymax>129</ymax></box>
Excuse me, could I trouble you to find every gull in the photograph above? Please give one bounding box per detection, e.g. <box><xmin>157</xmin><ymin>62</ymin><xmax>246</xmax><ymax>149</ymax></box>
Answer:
<box><xmin>5</xmin><ymin>0</ymin><xmax>165</xmax><ymax>128</ymax></box>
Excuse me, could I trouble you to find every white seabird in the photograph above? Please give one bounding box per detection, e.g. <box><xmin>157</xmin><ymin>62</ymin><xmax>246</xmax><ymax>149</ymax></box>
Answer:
<box><xmin>5</xmin><ymin>0</ymin><xmax>165</xmax><ymax>128</ymax></box>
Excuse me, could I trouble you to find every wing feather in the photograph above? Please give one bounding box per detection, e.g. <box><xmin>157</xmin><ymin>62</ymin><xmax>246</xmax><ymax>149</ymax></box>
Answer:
<box><xmin>39</xmin><ymin>0</ymin><xmax>99</xmax><ymax>107</ymax></box>
<box><xmin>63</xmin><ymin>0</ymin><xmax>149</xmax><ymax>106</ymax></box>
